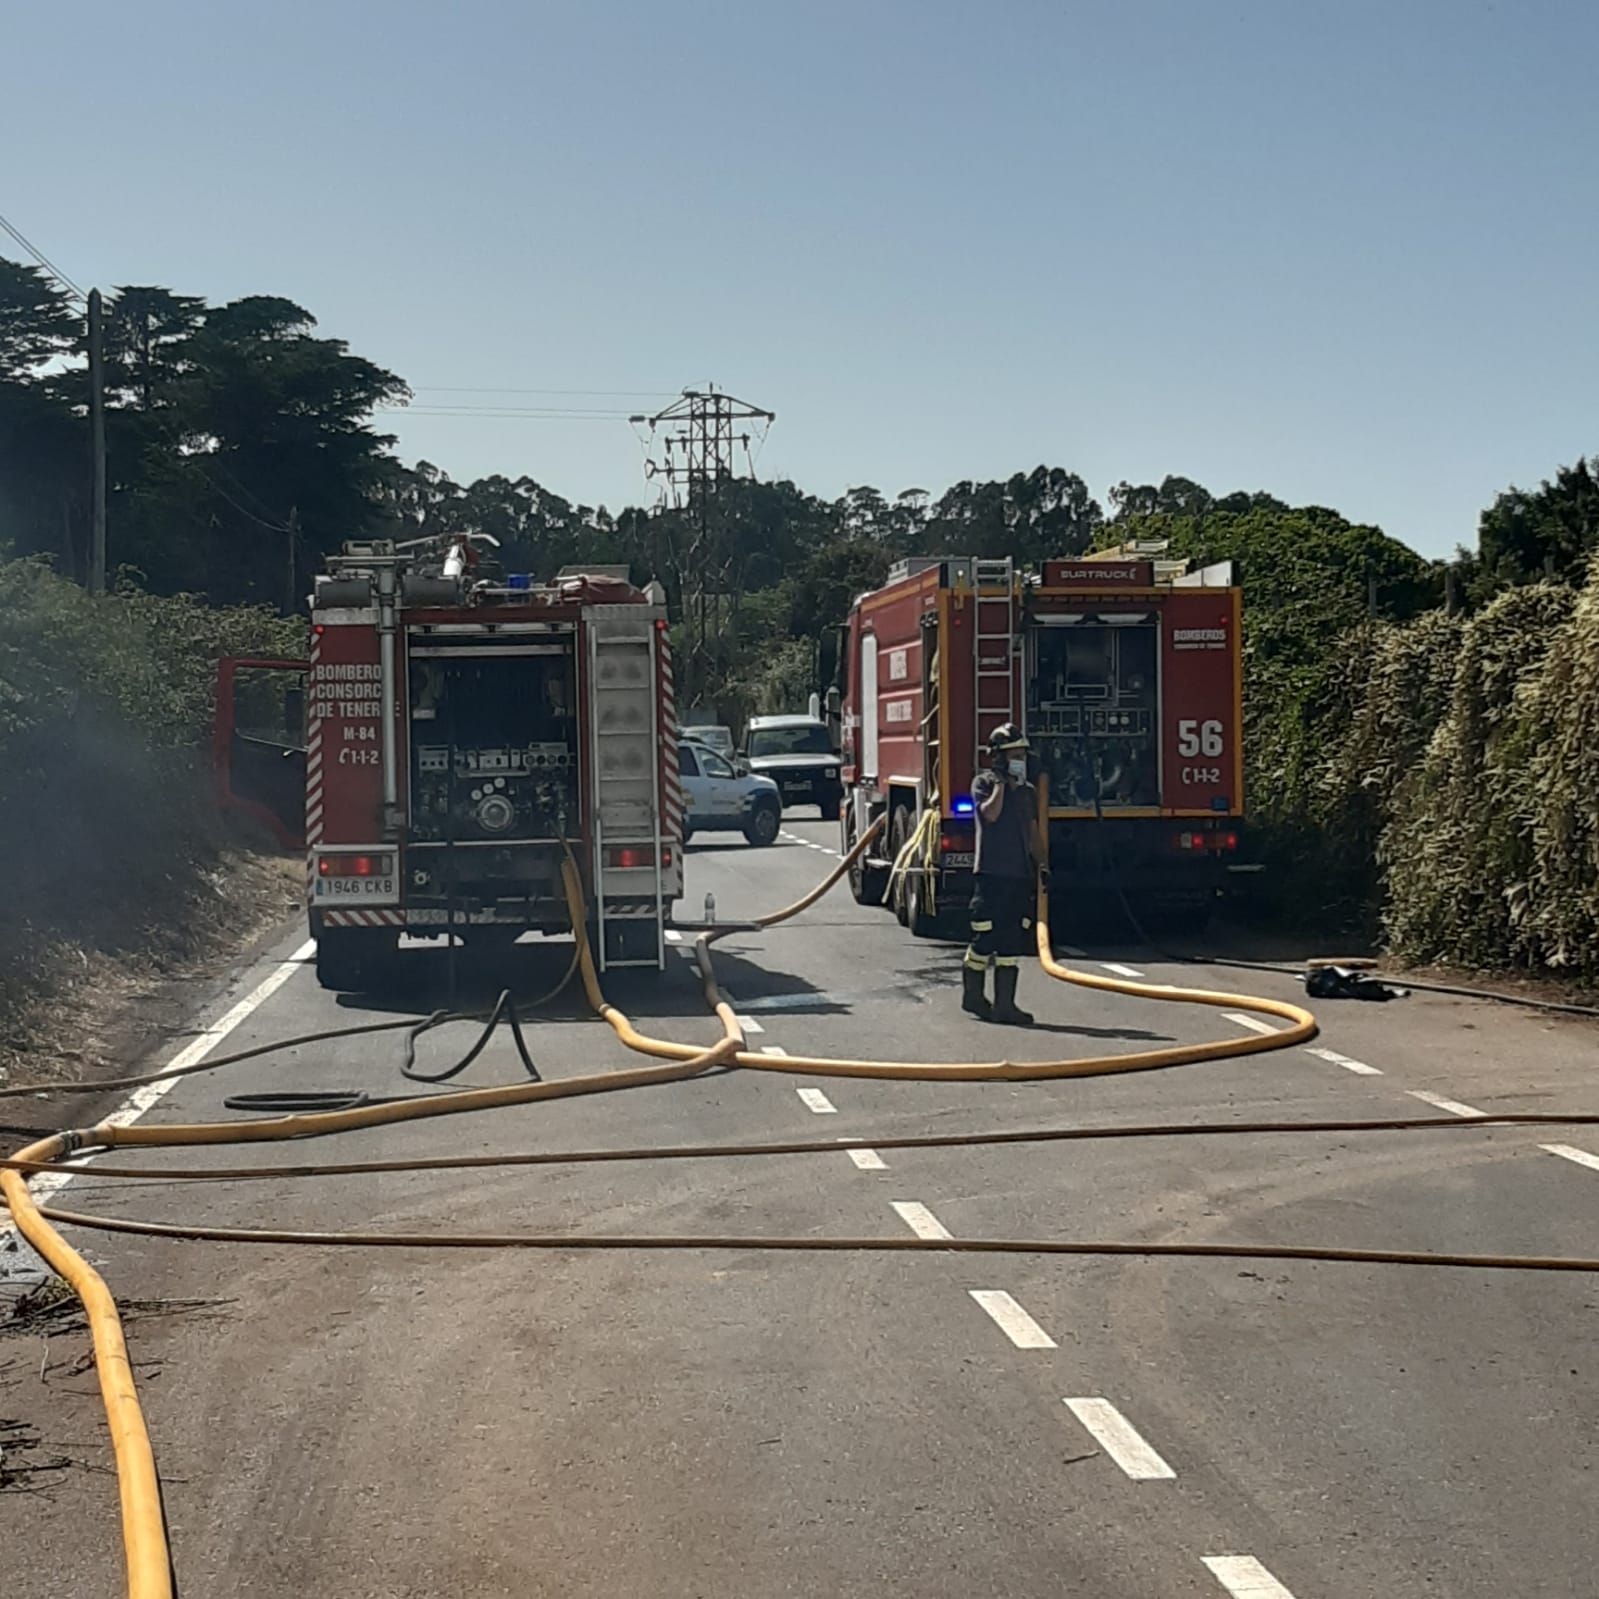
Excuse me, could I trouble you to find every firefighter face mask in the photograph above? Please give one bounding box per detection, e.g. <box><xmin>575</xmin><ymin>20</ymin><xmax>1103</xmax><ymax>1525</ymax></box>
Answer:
<box><xmin>1007</xmin><ymin>757</ymin><xmax>1027</xmax><ymax>783</ymax></box>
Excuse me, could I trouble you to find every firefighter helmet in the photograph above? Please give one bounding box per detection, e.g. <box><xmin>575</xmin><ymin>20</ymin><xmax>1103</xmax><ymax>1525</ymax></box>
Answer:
<box><xmin>987</xmin><ymin>721</ymin><xmax>1030</xmax><ymax>753</ymax></box>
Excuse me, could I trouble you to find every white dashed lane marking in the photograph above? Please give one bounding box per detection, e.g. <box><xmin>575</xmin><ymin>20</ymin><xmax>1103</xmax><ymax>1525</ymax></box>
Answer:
<box><xmin>736</xmin><ymin>1013</ymin><xmax>765</xmax><ymax>1035</ymax></box>
<box><xmin>796</xmin><ymin>1087</ymin><xmax>838</xmax><ymax>1115</ymax></box>
<box><xmin>1099</xmin><ymin>962</ymin><xmax>1144</xmax><ymax>979</ymax></box>
<box><xmin>891</xmin><ymin>1201</ymin><xmax>952</xmax><ymax>1240</ymax></box>
<box><xmin>664</xmin><ymin>928</ymin><xmax>683</xmax><ymax>943</ymax></box>
<box><xmin>1305</xmin><ymin>1044</ymin><xmax>1382</xmax><ymax>1076</ymax></box>
<box><xmin>1061</xmin><ymin>1398</ymin><xmax>1176</xmax><ymax>1481</ymax></box>
<box><xmin>1223</xmin><ymin>1011</ymin><xmax>1282</xmax><ymax>1036</ymax></box>
<box><xmin>1202</xmin><ymin>1554</ymin><xmax>1298</xmax><ymax>1597</ymax></box>
<box><xmin>845</xmin><ymin>1147</ymin><xmax>887</xmax><ymax>1170</ymax></box>
<box><xmin>1408</xmin><ymin>1088</ymin><xmax>1484</xmax><ymax>1118</ymax></box>
<box><xmin>1543</xmin><ymin>1144</ymin><xmax>1599</xmax><ymax>1174</ymax></box>
<box><xmin>968</xmin><ymin>1290</ymin><xmax>1056</xmax><ymax>1349</ymax></box>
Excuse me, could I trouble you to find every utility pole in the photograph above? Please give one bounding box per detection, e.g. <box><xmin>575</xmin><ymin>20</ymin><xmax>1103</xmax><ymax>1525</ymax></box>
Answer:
<box><xmin>286</xmin><ymin>506</ymin><xmax>301</xmax><ymax>613</ymax></box>
<box><xmin>87</xmin><ymin>288</ymin><xmax>107</xmax><ymax>594</ymax></box>
<box><xmin>631</xmin><ymin>387</ymin><xmax>775</xmax><ymax>710</ymax></box>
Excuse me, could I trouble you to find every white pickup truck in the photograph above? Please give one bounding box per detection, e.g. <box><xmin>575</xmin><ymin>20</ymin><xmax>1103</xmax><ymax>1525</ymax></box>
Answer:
<box><xmin>678</xmin><ymin>740</ymin><xmax>784</xmax><ymax>846</ymax></box>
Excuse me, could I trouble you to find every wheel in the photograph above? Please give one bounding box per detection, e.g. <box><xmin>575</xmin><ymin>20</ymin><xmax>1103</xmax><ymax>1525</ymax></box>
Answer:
<box><xmin>315</xmin><ymin>928</ymin><xmax>395</xmax><ymax>992</ymax></box>
<box><xmin>744</xmin><ymin>801</ymin><xmax>780</xmax><ymax>847</ymax></box>
<box><xmin>681</xmin><ymin>823</ymin><xmax>695</xmax><ymax>845</ymax></box>
<box><xmin>904</xmin><ymin>864</ymin><xmax>943</xmax><ymax>939</ymax></box>
<box><xmin>818</xmin><ymin>793</ymin><xmax>841</xmax><ymax>822</ymax></box>
<box><xmin>888</xmin><ymin>808</ymin><xmax>914</xmax><ymax>926</ymax></box>
<box><xmin>846</xmin><ymin>810</ymin><xmax>888</xmax><ymax>906</ymax></box>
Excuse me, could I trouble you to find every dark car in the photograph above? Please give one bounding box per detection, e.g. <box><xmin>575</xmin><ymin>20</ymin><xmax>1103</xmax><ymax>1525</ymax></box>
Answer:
<box><xmin>743</xmin><ymin>715</ymin><xmax>843</xmax><ymax>819</ymax></box>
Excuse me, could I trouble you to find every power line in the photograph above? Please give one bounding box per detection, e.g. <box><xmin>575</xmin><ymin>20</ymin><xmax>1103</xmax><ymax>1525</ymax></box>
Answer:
<box><xmin>412</xmin><ymin>386</ymin><xmax>678</xmax><ymax>398</ymax></box>
<box><xmin>0</xmin><ymin>208</ymin><xmax>87</xmax><ymax>304</ymax></box>
<box><xmin>382</xmin><ymin>406</ymin><xmax>638</xmax><ymax>421</ymax></box>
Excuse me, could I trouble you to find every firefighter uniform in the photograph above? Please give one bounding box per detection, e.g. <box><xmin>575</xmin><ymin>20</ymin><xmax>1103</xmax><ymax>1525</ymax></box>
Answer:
<box><xmin>963</xmin><ymin>726</ymin><xmax>1038</xmax><ymax>1026</ymax></box>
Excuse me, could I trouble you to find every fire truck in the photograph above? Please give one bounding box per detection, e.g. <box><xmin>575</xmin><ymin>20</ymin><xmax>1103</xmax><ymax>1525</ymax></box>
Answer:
<box><xmin>836</xmin><ymin>546</ymin><xmax>1243</xmax><ymax>934</ymax></box>
<box><xmin>215</xmin><ymin>538</ymin><xmax>683</xmax><ymax>989</ymax></box>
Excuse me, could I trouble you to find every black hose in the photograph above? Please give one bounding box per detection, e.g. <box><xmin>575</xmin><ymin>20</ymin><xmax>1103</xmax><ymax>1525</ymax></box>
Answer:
<box><xmin>401</xmin><ymin>989</ymin><xmax>541</xmax><ymax>1084</ymax></box>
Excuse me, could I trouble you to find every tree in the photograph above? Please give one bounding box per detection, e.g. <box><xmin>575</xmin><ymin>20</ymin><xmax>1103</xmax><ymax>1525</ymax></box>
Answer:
<box><xmin>103</xmin><ymin>285</ymin><xmax>205</xmax><ymax>411</ymax></box>
<box><xmin>1475</xmin><ymin>456</ymin><xmax>1599</xmax><ymax>595</ymax></box>
<box><xmin>0</xmin><ymin>260</ymin><xmax>84</xmax><ymax>573</ymax></box>
<box><xmin>924</xmin><ymin>466</ymin><xmax>1101</xmax><ymax>563</ymax></box>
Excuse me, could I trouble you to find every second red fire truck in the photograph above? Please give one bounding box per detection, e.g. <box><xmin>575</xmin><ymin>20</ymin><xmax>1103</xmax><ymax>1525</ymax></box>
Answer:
<box><xmin>836</xmin><ymin>546</ymin><xmax>1244</xmax><ymax>934</ymax></box>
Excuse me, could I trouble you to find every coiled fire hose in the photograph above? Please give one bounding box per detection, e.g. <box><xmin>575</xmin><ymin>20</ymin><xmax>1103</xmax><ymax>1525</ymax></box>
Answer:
<box><xmin>6</xmin><ymin>805</ymin><xmax>1599</xmax><ymax>1596</ymax></box>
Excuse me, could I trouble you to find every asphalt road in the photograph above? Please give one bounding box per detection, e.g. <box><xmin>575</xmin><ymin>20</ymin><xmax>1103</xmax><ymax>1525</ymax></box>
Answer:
<box><xmin>5</xmin><ymin>814</ymin><xmax>1599</xmax><ymax>1597</ymax></box>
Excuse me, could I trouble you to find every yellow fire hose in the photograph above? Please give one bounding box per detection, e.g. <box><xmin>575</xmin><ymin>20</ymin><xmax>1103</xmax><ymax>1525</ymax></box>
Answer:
<box><xmin>2</xmin><ymin>792</ymin><xmax>1586</xmax><ymax>1596</ymax></box>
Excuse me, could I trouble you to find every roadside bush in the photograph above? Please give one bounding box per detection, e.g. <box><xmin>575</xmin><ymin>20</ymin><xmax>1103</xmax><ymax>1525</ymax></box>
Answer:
<box><xmin>1521</xmin><ymin>558</ymin><xmax>1599</xmax><ymax>976</ymax></box>
<box><xmin>0</xmin><ymin>554</ymin><xmax>304</xmax><ymax>973</ymax></box>
<box><xmin>1380</xmin><ymin>583</ymin><xmax>1576</xmax><ymax>967</ymax></box>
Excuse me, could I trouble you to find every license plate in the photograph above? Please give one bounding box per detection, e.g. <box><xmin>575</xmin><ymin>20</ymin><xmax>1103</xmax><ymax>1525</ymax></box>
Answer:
<box><xmin>942</xmin><ymin>851</ymin><xmax>974</xmax><ymax>869</ymax></box>
<box><xmin>314</xmin><ymin>876</ymin><xmax>398</xmax><ymax>900</ymax></box>
<box><xmin>781</xmin><ymin>781</ymin><xmax>809</xmax><ymax>797</ymax></box>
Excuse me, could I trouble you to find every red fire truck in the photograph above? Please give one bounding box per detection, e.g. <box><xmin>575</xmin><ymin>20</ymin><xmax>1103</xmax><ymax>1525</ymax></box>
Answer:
<box><xmin>836</xmin><ymin>547</ymin><xmax>1243</xmax><ymax>934</ymax></box>
<box><xmin>215</xmin><ymin>538</ymin><xmax>683</xmax><ymax>989</ymax></box>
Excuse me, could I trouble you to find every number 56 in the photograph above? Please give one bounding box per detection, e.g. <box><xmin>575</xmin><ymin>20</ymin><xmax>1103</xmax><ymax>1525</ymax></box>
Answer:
<box><xmin>1177</xmin><ymin>719</ymin><xmax>1224</xmax><ymax>758</ymax></box>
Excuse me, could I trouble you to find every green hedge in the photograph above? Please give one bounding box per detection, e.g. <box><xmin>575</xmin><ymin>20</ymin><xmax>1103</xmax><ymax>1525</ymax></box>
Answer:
<box><xmin>0</xmin><ymin>554</ymin><xmax>304</xmax><ymax>965</ymax></box>
<box><xmin>1237</xmin><ymin>561</ymin><xmax>1599</xmax><ymax>980</ymax></box>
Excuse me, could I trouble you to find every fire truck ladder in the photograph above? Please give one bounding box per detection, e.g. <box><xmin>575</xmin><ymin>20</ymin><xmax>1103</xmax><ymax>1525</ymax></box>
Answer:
<box><xmin>587</xmin><ymin>608</ymin><xmax>667</xmax><ymax>971</ymax></box>
<box><xmin>972</xmin><ymin>556</ymin><xmax>1018</xmax><ymax>751</ymax></box>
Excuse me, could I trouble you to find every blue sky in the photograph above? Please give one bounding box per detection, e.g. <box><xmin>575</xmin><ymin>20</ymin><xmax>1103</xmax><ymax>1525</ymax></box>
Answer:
<box><xmin>6</xmin><ymin>1</ymin><xmax>1595</xmax><ymax>556</ymax></box>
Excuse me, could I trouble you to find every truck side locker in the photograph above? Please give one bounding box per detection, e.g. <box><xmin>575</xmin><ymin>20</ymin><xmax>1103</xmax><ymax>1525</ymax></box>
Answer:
<box><xmin>588</xmin><ymin>606</ymin><xmax>669</xmax><ymax>970</ymax></box>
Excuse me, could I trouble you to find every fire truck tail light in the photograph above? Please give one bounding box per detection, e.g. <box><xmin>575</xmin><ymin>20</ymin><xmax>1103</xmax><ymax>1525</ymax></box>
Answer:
<box><xmin>940</xmin><ymin>818</ymin><xmax>974</xmax><ymax>854</ymax></box>
<box><xmin>1219</xmin><ymin>831</ymin><xmax>1239</xmax><ymax>851</ymax></box>
<box><xmin>607</xmin><ymin>845</ymin><xmax>664</xmax><ymax>869</ymax></box>
<box><xmin>318</xmin><ymin>853</ymin><xmax>391</xmax><ymax>877</ymax></box>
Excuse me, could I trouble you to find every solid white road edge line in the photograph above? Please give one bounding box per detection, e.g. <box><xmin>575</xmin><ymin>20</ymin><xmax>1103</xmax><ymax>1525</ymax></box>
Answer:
<box><xmin>3</xmin><ymin>939</ymin><xmax>315</xmax><ymax>1243</ymax></box>
<box><xmin>1408</xmin><ymin>1088</ymin><xmax>1485</xmax><ymax>1118</ymax></box>
<box><xmin>796</xmin><ymin>1087</ymin><xmax>837</xmax><ymax>1115</ymax></box>
<box><xmin>1201</xmin><ymin>1554</ymin><xmax>1298</xmax><ymax>1597</ymax></box>
<box><xmin>1305</xmin><ymin>1044</ymin><xmax>1382</xmax><ymax>1075</ymax></box>
<box><xmin>1223</xmin><ymin>1011</ymin><xmax>1281</xmax><ymax>1036</ymax></box>
<box><xmin>1061</xmin><ymin>1398</ymin><xmax>1176</xmax><ymax>1480</ymax></box>
<box><xmin>891</xmin><ymin>1200</ymin><xmax>952</xmax><ymax>1240</ymax></box>
<box><xmin>1542</xmin><ymin>1144</ymin><xmax>1599</xmax><ymax>1174</ymax></box>
<box><xmin>968</xmin><ymin>1289</ymin><xmax>1057</xmax><ymax>1349</ymax></box>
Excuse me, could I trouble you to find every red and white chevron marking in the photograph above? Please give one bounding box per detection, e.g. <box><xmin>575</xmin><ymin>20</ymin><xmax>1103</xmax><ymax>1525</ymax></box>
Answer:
<box><xmin>322</xmin><ymin>909</ymin><xmax>406</xmax><ymax>928</ymax></box>
<box><xmin>304</xmin><ymin>629</ymin><xmax>323</xmax><ymax>900</ymax></box>
<box><xmin>657</xmin><ymin>626</ymin><xmax>683</xmax><ymax>844</ymax></box>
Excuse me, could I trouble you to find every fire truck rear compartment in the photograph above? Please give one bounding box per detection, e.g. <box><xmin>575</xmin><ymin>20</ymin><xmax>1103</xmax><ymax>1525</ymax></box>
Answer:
<box><xmin>1026</xmin><ymin>619</ymin><xmax>1159</xmax><ymax>808</ymax></box>
<box><xmin>406</xmin><ymin>643</ymin><xmax>579</xmax><ymax>924</ymax></box>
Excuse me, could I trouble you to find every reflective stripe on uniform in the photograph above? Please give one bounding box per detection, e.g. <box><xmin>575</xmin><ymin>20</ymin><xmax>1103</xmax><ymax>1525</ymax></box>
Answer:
<box><xmin>994</xmin><ymin>956</ymin><xmax>1021</xmax><ymax>969</ymax></box>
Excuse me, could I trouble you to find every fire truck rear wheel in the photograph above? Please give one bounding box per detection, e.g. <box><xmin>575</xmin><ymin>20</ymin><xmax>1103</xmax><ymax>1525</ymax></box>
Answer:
<box><xmin>904</xmin><ymin>865</ymin><xmax>946</xmax><ymax>940</ymax></box>
<box><xmin>846</xmin><ymin>811</ymin><xmax>888</xmax><ymax>907</ymax></box>
<box><xmin>888</xmin><ymin>808</ymin><xmax>915</xmax><ymax>927</ymax></box>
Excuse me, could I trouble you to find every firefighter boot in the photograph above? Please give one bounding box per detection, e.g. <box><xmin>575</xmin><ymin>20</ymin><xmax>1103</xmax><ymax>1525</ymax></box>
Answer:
<box><xmin>992</xmin><ymin>965</ymin><xmax>1034</xmax><ymax>1027</ymax></box>
<box><xmin>961</xmin><ymin>961</ymin><xmax>992</xmax><ymax>1021</ymax></box>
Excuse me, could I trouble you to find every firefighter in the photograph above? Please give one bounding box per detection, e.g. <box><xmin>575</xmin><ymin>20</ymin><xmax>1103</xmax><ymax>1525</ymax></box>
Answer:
<box><xmin>962</xmin><ymin>722</ymin><xmax>1040</xmax><ymax>1026</ymax></box>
